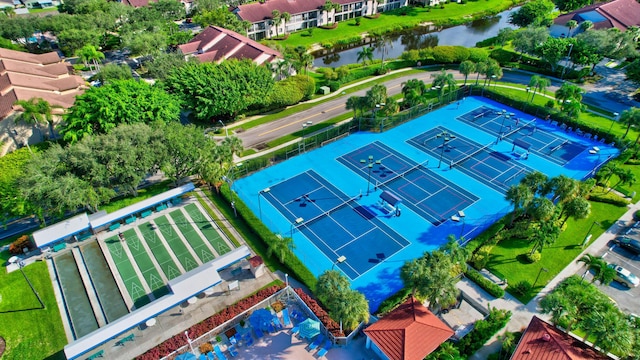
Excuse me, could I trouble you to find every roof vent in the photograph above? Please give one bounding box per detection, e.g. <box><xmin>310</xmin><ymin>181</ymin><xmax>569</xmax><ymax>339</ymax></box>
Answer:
<box><xmin>542</xmin><ymin>334</ymin><xmax>551</xmax><ymax>342</ymax></box>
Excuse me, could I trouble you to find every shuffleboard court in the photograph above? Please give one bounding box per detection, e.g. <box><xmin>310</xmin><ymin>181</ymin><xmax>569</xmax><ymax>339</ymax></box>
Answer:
<box><xmin>138</xmin><ymin>222</ymin><xmax>183</xmax><ymax>280</ymax></box>
<box><xmin>121</xmin><ymin>229</ymin><xmax>169</xmax><ymax>299</ymax></box>
<box><xmin>261</xmin><ymin>170</ymin><xmax>410</xmax><ymax>280</ymax></box>
<box><xmin>183</xmin><ymin>203</ymin><xmax>232</xmax><ymax>256</ymax></box>
<box><xmin>338</xmin><ymin>141</ymin><xmax>479</xmax><ymax>225</ymax></box>
<box><xmin>409</xmin><ymin>127</ymin><xmax>533</xmax><ymax>193</ymax></box>
<box><xmin>457</xmin><ymin>106</ymin><xmax>588</xmax><ymax>165</ymax></box>
<box><xmin>104</xmin><ymin>236</ymin><xmax>150</xmax><ymax>309</ymax></box>
<box><xmin>169</xmin><ymin>210</ymin><xmax>215</xmax><ymax>263</ymax></box>
<box><xmin>154</xmin><ymin>215</ymin><xmax>200</xmax><ymax>272</ymax></box>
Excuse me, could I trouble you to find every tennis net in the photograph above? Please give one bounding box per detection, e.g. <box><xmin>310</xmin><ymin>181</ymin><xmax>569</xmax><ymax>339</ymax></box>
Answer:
<box><xmin>451</xmin><ymin>142</ymin><xmax>494</xmax><ymax>168</ymax></box>
<box><xmin>376</xmin><ymin>160</ymin><xmax>430</xmax><ymax>189</ymax></box>
<box><xmin>295</xmin><ymin>195</ymin><xmax>360</xmax><ymax>228</ymax></box>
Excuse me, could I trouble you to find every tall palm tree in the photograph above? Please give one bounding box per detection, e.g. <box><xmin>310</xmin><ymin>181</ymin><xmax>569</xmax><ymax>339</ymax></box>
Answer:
<box><xmin>375</xmin><ymin>35</ymin><xmax>393</xmax><ymax>70</ymax></box>
<box><xmin>300</xmin><ymin>53</ymin><xmax>314</xmax><ymax>79</ymax></box>
<box><xmin>474</xmin><ymin>60</ymin><xmax>488</xmax><ymax>86</ymax></box>
<box><xmin>505</xmin><ymin>184</ymin><xmax>533</xmax><ymax>226</ymax></box>
<box><xmin>13</xmin><ymin>98</ymin><xmax>61</xmax><ymax>139</ymax></box>
<box><xmin>332</xmin><ymin>290</ymin><xmax>370</xmax><ymax>332</ymax></box>
<box><xmin>401</xmin><ymin>79</ymin><xmax>427</xmax><ymax>108</ymax></box>
<box><xmin>530</xmin><ymin>221</ymin><xmax>560</xmax><ymax>255</ymax></box>
<box><xmin>555</xmin><ymin>82</ymin><xmax>583</xmax><ymax>105</ymax></box>
<box><xmin>2</xmin><ymin>6</ymin><xmax>16</xmax><ymax>18</ymax></box>
<box><xmin>535</xmin><ymin>77</ymin><xmax>550</xmax><ymax>99</ymax></box>
<box><xmin>266</xmin><ymin>233</ymin><xmax>295</xmax><ymax>263</ymax></box>
<box><xmin>579</xmin><ymin>20</ymin><xmax>593</xmax><ymax>33</ymax></box>
<box><xmin>346</xmin><ymin>96</ymin><xmax>363</xmax><ymax>118</ymax></box>
<box><xmin>271</xmin><ymin>10</ymin><xmax>281</xmax><ymax>38</ymax></box>
<box><xmin>431</xmin><ymin>69</ymin><xmax>455</xmax><ymax>103</ymax></box>
<box><xmin>281</xmin><ymin>12</ymin><xmax>291</xmax><ymax>35</ymax></box>
<box><xmin>356</xmin><ymin>46</ymin><xmax>374</xmax><ymax>66</ymax></box>
<box><xmin>549</xmin><ymin>175</ymin><xmax>579</xmax><ymax>203</ymax></box>
<box><xmin>520</xmin><ymin>171</ymin><xmax>548</xmax><ymax>196</ymax></box>
<box><xmin>619</xmin><ymin>107</ymin><xmax>640</xmax><ymax>139</ymax></box>
<box><xmin>566</xmin><ymin>20</ymin><xmax>578</xmax><ymax>37</ymax></box>
<box><xmin>77</xmin><ymin>45</ymin><xmax>105</xmax><ymax>71</ymax></box>
<box><xmin>400</xmin><ymin>257</ymin><xmax>429</xmax><ymax>299</ymax></box>
<box><xmin>560</xmin><ymin>196</ymin><xmax>590</xmax><ymax>226</ymax></box>
<box><xmin>459</xmin><ymin>60</ymin><xmax>475</xmax><ymax>86</ymax></box>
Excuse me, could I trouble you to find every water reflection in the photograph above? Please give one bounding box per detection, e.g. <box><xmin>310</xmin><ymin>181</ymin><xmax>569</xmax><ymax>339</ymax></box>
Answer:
<box><xmin>313</xmin><ymin>7</ymin><xmax>519</xmax><ymax>67</ymax></box>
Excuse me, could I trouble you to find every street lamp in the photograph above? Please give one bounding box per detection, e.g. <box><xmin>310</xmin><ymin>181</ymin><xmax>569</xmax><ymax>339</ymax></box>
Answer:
<box><xmin>258</xmin><ymin>187</ymin><xmax>270</xmax><ymax>221</ymax></box>
<box><xmin>290</xmin><ymin>217</ymin><xmax>304</xmax><ymax>238</ymax></box>
<box><xmin>608</xmin><ymin>112</ymin><xmax>619</xmax><ymax>132</ymax></box>
<box><xmin>526</xmin><ymin>87</ymin><xmax>531</xmax><ymax>101</ymax></box>
<box><xmin>436</xmin><ymin>131</ymin><xmax>455</xmax><ymax>168</ymax></box>
<box><xmin>560</xmin><ymin>43</ymin><xmax>574</xmax><ymax>79</ymax></box>
<box><xmin>360</xmin><ymin>155</ymin><xmax>381</xmax><ymax>195</ymax></box>
<box><xmin>185</xmin><ymin>331</ymin><xmax>195</xmax><ymax>354</ymax></box>
<box><xmin>332</xmin><ymin>255</ymin><xmax>347</xmax><ymax>270</ymax></box>
<box><xmin>582</xmin><ymin>221</ymin><xmax>601</xmax><ymax>247</ymax></box>
<box><xmin>491</xmin><ymin>75</ymin><xmax>497</xmax><ymax>88</ymax></box>
<box><xmin>533</xmin><ymin>267</ymin><xmax>549</xmax><ymax>288</ymax></box>
<box><xmin>218</xmin><ymin>120</ymin><xmax>228</xmax><ymax>137</ymax></box>
<box><xmin>300</xmin><ymin>121</ymin><xmax>313</xmax><ymax>152</ymax></box>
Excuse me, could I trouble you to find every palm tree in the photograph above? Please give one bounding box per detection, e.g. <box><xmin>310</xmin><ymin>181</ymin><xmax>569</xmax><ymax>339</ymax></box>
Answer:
<box><xmin>485</xmin><ymin>62</ymin><xmax>503</xmax><ymax>88</ymax></box>
<box><xmin>431</xmin><ymin>69</ymin><xmax>455</xmax><ymax>102</ymax></box>
<box><xmin>505</xmin><ymin>184</ymin><xmax>533</xmax><ymax>226</ymax></box>
<box><xmin>474</xmin><ymin>60</ymin><xmax>488</xmax><ymax>86</ymax></box>
<box><xmin>566</xmin><ymin>20</ymin><xmax>578</xmax><ymax>37</ymax></box>
<box><xmin>555</xmin><ymin>82</ymin><xmax>583</xmax><ymax>106</ymax></box>
<box><xmin>530</xmin><ymin>221</ymin><xmax>560</xmax><ymax>255</ymax></box>
<box><xmin>459</xmin><ymin>60</ymin><xmax>475</xmax><ymax>86</ymax></box>
<box><xmin>332</xmin><ymin>290</ymin><xmax>370</xmax><ymax>332</ymax></box>
<box><xmin>535</xmin><ymin>77</ymin><xmax>550</xmax><ymax>99</ymax></box>
<box><xmin>77</xmin><ymin>45</ymin><xmax>105</xmax><ymax>71</ymax></box>
<box><xmin>271</xmin><ymin>10</ymin><xmax>281</xmax><ymax>38</ymax></box>
<box><xmin>375</xmin><ymin>35</ymin><xmax>393</xmax><ymax>70</ymax></box>
<box><xmin>266</xmin><ymin>233</ymin><xmax>295</xmax><ymax>263</ymax></box>
<box><xmin>2</xmin><ymin>6</ymin><xmax>16</xmax><ymax>18</ymax></box>
<box><xmin>549</xmin><ymin>175</ymin><xmax>579</xmax><ymax>203</ymax></box>
<box><xmin>619</xmin><ymin>107</ymin><xmax>640</xmax><ymax>139</ymax></box>
<box><xmin>300</xmin><ymin>53</ymin><xmax>314</xmax><ymax>79</ymax></box>
<box><xmin>520</xmin><ymin>171</ymin><xmax>548</xmax><ymax>196</ymax></box>
<box><xmin>281</xmin><ymin>12</ymin><xmax>291</xmax><ymax>35</ymax></box>
<box><xmin>400</xmin><ymin>257</ymin><xmax>428</xmax><ymax>299</ymax></box>
<box><xmin>13</xmin><ymin>98</ymin><xmax>61</xmax><ymax>139</ymax></box>
<box><xmin>441</xmin><ymin>235</ymin><xmax>470</xmax><ymax>274</ymax></box>
<box><xmin>401</xmin><ymin>79</ymin><xmax>427</xmax><ymax>109</ymax></box>
<box><xmin>579</xmin><ymin>20</ymin><xmax>593</xmax><ymax>33</ymax></box>
<box><xmin>356</xmin><ymin>46</ymin><xmax>374</xmax><ymax>66</ymax></box>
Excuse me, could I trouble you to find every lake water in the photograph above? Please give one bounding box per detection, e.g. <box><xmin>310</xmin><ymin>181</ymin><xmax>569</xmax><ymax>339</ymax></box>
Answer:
<box><xmin>312</xmin><ymin>7</ymin><xmax>519</xmax><ymax>67</ymax></box>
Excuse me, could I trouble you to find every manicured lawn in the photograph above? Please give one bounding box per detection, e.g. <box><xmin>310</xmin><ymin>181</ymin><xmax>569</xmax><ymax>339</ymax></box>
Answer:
<box><xmin>485</xmin><ymin>201</ymin><xmax>627</xmax><ymax>303</ymax></box>
<box><xmin>100</xmin><ymin>180</ymin><xmax>171</xmax><ymax>213</ymax></box>
<box><xmin>282</xmin><ymin>0</ymin><xmax>514</xmax><ymax>48</ymax></box>
<box><xmin>0</xmin><ymin>251</ymin><xmax>67</xmax><ymax>360</ymax></box>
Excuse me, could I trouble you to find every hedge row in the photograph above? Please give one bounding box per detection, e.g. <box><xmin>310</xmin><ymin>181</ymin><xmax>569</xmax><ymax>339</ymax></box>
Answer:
<box><xmin>464</xmin><ymin>267</ymin><xmax>505</xmax><ymax>298</ymax></box>
<box><xmin>588</xmin><ymin>193</ymin><xmax>630</xmax><ymax>207</ymax></box>
<box><xmin>457</xmin><ymin>307</ymin><xmax>512</xmax><ymax>356</ymax></box>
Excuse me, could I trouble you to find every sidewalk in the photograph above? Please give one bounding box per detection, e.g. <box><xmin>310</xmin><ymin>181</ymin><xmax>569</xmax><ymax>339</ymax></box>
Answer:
<box><xmin>465</xmin><ymin>199</ymin><xmax>640</xmax><ymax>359</ymax></box>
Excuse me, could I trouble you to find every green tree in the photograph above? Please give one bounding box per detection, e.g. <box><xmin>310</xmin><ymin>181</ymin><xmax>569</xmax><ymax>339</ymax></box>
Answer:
<box><xmin>77</xmin><ymin>44</ymin><xmax>105</xmax><ymax>71</ymax></box>
<box><xmin>555</xmin><ymin>0</ymin><xmax>591</xmax><ymax>11</ymax></box>
<box><xmin>147</xmin><ymin>52</ymin><xmax>189</xmax><ymax>81</ymax></box>
<box><xmin>566</xmin><ymin>20</ymin><xmax>578</xmax><ymax>37</ymax></box>
<box><xmin>512</xmin><ymin>27</ymin><xmax>549</xmax><ymax>57</ymax></box>
<box><xmin>536</xmin><ymin>37</ymin><xmax>568</xmax><ymax>72</ymax></box>
<box><xmin>123</xmin><ymin>30</ymin><xmax>167</xmax><ymax>57</ymax></box>
<box><xmin>458</xmin><ymin>60</ymin><xmax>475</xmax><ymax>85</ymax></box>
<box><xmin>431</xmin><ymin>69</ymin><xmax>455</xmax><ymax>102</ymax></box>
<box><xmin>57</xmin><ymin>28</ymin><xmax>101</xmax><ymax>56</ymax></box>
<box><xmin>401</xmin><ymin>79</ymin><xmax>427</xmax><ymax>108</ymax></box>
<box><xmin>357</xmin><ymin>46</ymin><xmax>373</xmax><ymax>66</ymax></box>
<box><xmin>160</xmin><ymin>121</ymin><xmax>211</xmax><ymax>183</ymax></box>
<box><xmin>271</xmin><ymin>10</ymin><xmax>281</xmax><ymax>37</ymax></box>
<box><xmin>375</xmin><ymin>35</ymin><xmax>393</xmax><ymax>70</ymax></box>
<box><xmin>560</xmin><ymin>196</ymin><xmax>590</xmax><ymax>226</ymax></box>
<box><xmin>530</xmin><ymin>221</ymin><xmax>560</xmax><ymax>255</ymax></box>
<box><xmin>608</xmin><ymin>168</ymin><xmax>636</xmax><ymax>193</ymax></box>
<box><xmin>316</xmin><ymin>270</ymin><xmax>369</xmax><ymax>332</ymax></box>
<box><xmin>346</xmin><ymin>96</ymin><xmax>363</xmax><ymax>118</ymax></box>
<box><xmin>509</xmin><ymin>0</ymin><xmax>555</xmax><ymax>27</ymax></box>
<box><xmin>401</xmin><ymin>251</ymin><xmax>459</xmax><ymax>311</ymax></box>
<box><xmin>619</xmin><ymin>107</ymin><xmax>640</xmax><ymax>139</ymax></box>
<box><xmin>520</xmin><ymin>171</ymin><xmax>548</xmax><ymax>196</ymax></box>
<box><xmin>505</xmin><ymin>184</ymin><xmax>533</xmax><ymax>226</ymax></box>
<box><xmin>473</xmin><ymin>60</ymin><xmax>487</xmax><ymax>86</ymax></box>
<box><xmin>61</xmin><ymin>80</ymin><xmax>180</xmax><ymax>143</ymax></box>
<box><xmin>13</xmin><ymin>98</ymin><xmax>61</xmax><ymax>139</ymax></box>
<box><xmin>496</xmin><ymin>28</ymin><xmax>514</xmax><ymax>47</ymax></box>
<box><xmin>266</xmin><ymin>233</ymin><xmax>295</xmax><ymax>262</ymax></box>
<box><xmin>2</xmin><ymin>6</ymin><xmax>16</xmax><ymax>18</ymax></box>
<box><xmin>555</xmin><ymin>82</ymin><xmax>583</xmax><ymax>105</ymax></box>
<box><xmin>93</xmin><ymin>63</ymin><xmax>132</xmax><ymax>84</ymax></box>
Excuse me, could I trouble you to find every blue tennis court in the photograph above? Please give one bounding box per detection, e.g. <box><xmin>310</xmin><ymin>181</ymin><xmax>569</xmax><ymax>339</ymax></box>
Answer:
<box><xmin>235</xmin><ymin>96</ymin><xmax>618</xmax><ymax>311</ymax></box>
<box><xmin>408</xmin><ymin>127</ymin><xmax>535</xmax><ymax>193</ymax></box>
<box><xmin>337</xmin><ymin>141</ymin><xmax>478</xmax><ymax>225</ymax></box>
<box><xmin>260</xmin><ymin>170</ymin><xmax>410</xmax><ymax>280</ymax></box>
<box><xmin>458</xmin><ymin>106</ymin><xmax>588</xmax><ymax>165</ymax></box>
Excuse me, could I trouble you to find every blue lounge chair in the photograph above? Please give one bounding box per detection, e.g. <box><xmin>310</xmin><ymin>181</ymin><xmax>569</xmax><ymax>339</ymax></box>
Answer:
<box><xmin>199</xmin><ymin>354</ymin><xmax>208</xmax><ymax>360</ymax></box>
<box><xmin>207</xmin><ymin>351</ymin><xmax>216</xmax><ymax>360</ymax></box>
<box><xmin>290</xmin><ymin>325</ymin><xmax>299</xmax><ymax>335</ymax></box>
<box><xmin>254</xmin><ymin>328</ymin><xmax>264</xmax><ymax>339</ymax></box>
<box><xmin>228</xmin><ymin>345</ymin><xmax>239</xmax><ymax>357</ymax></box>
<box><xmin>244</xmin><ymin>335</ymin><xmax>254</xmax><ymax>347</ymax></box>
<box><xmin>309</xmin><ymin>335</ymin><xmax>325</xmax><ymax>351</ymax></box>
<box><xmin>317</xmin><ymin>340</ymin><xmax>333</xmax><ymax>357</ymax></box>
<box><xmin>282</xmin><ymin>308</ymin><xmax>292</xmax><ymax>327</ymax></box>
<box><xmin>273</xmin><ymin>319</ymin><xmax>283</xmax><ymax>330</ymax></box>
<box><xmin>214</xmin><ymin>345</ymin><xmax>227</xmax><ymax>360</ymax></box>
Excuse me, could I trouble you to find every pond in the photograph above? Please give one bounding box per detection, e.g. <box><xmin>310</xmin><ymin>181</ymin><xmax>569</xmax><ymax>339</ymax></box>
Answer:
<box><xmin>312</xmin><ymin>6</ymin><xmax>519</xmax><ymax>67</ymax></box>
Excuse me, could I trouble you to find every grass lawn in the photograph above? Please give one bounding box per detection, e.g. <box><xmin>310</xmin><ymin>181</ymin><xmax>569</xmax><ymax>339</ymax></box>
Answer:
<box><xmin>0</xmin><ymin>251</ymin><xmax>67</xmax><ymax>360</ymax></box>
<box><xmin>99</xmin><ymin>180</ymin><xmax>171</xmax><ymax>213</ymax></box>
<box><xmin>485</xmin><ymin>201</ymin><xmax>628</xmax><ymax>304</ymax></box>
<box><xmin>281</xmin><ymin>0</ymin><xmax>514</xmax><ymax>48</ymax></box>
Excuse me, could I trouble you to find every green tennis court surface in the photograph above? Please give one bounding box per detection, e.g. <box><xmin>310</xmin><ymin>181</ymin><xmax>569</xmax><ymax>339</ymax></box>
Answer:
<box><xmin>138</xmin><ymin>222</ymin><xmax>183</xmax><ymax>280</ymax></box>
<box><xmin>104</xmin><ymin>236</ymin><xmax>150</xmax><ymax>308</ymax></box>
<box><xmin>169</xmin><ymin>210</ymin><xmax>215</xmax><ymax>263</ymax></box>
<box><xmin>154</xmin><ymin>215</ymin><xmax>200</xmax><ymax>272</ymax></box>
<box><xmin>121</xmin><ymin>229</ymin><xmax>168</xmax><ymax>299</ymax></box>
<box><xmin>183</xmin><ymin>203</ymin><xmax>232</xmax><ymax>255</ymax></box>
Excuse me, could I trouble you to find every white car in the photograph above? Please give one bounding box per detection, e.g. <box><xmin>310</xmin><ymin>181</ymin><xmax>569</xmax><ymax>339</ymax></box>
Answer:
<box><xmin>608</xmin><ymin>264</ymin><xmax>640</xmax><ymax>288</ymax></box>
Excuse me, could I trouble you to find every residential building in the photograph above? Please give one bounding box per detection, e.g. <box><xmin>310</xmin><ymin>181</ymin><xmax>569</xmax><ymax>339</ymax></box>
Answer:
<box><xmin>363</xmin><ymin>297</ymin><xmax>454</xmax><ymax>360</ymax></box>
<box><xmin>551</xmin><ymin>0</ymin><xmax>640</xmax><ymax>37</ymax></box>
<box><xmin>510</xmin><ymin>316</ymin><xmax>611</xmax><ymax>360</ymax></box>
<box><xmin>0</xmin><ymin>48</ymin><xmax>86</xmax><ymax>155</ymax></box>
<box><xmin>232</xmin><ymin>0</ymin><xmax>408</xmax><ymax>41</ymax></box>
<box><xmin>178</xmin><ymin>25</ymin><xmax>282</xmax><ymax>65</ymax></box>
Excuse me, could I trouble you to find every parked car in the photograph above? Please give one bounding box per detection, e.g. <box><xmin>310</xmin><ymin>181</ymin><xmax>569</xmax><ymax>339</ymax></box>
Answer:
<box><xmin>612</xmin><ymin>237</ymin><xmax>640</xmax><ymax>255</ymax></box>
<box><xmin>608</xmin><ymin>264</ymin><xmax>640</xmax><ymax>288</ymax></box>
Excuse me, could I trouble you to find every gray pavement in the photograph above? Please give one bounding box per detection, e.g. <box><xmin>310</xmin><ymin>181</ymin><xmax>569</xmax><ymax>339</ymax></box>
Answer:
<box><xmin>464</xmin><ymin>199</ymin><xmax>640</xmax><ymax>359</ymax></box>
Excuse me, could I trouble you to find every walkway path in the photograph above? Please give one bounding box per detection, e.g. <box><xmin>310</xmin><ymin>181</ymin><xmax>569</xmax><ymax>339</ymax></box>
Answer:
<box><xmin>461</xmin><ymin>199</ymin><xmax>640</xmax><ymax>359</ymax></box>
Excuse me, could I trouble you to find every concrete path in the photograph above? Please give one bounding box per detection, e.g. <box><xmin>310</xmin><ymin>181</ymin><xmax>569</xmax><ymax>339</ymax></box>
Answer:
<box><xmin>464</xmin><ymin>199</ymin><xmax>640</xmax><ymax>359</ymax></box>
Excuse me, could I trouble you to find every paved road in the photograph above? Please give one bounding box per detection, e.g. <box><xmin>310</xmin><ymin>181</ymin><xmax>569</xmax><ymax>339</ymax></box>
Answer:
<box><xmin>234</xmin><ymin>66</ymin><xmax>639</xmax><ymax>149</ymax></box>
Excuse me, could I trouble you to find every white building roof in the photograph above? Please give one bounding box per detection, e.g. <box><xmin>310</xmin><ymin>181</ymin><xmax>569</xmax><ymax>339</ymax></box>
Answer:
<box><xmin>64</xmin><ymin>245</ymin><xmax>251</xmax><ymax>360</ymax></box>
<box><xmin>89</xmin><ymin>183</ymin><xmax>195</xmax><ymax>229</ymax></box>
<box><xmin>32</xmin><ymin>213</ymin><xmax>90</xmax><ymax>248</ymax></box>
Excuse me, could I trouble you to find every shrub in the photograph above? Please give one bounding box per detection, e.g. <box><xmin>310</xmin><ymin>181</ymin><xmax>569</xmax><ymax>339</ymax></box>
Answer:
<box><xmin>464</xmin><ymin>267</ymin><xmax>505</xmax><ymax>298</ymax></box>
<box><xmin>375</xmin><ymin>66</ymin><xmax>389</xmax><ymax>76</ymax></box>
<box><xmin>545</xmin><ymin>100</ymin><xmax>555</xmax><ymax>109</ymax></box>
<box><xmin>457</xmin><ymin>306</ymin><xmax>511</xmax><ymax>356</ymax></box>
<box><xmin>526</xmin><ymin>251</ymin><xmax>541</xmax><ymax>263</ymax></box>
<box><xmin>9</xmin><ymin>235</ymin><xmax>33</xmax><ymax>255</ymax></box>
<box><xmin>199</xmin><ymin>342</ymin><xmax>213</xmax><ymax>354</ymax></box>
<box><xmin>355</xmin><ymin>17</ymin><xmax>361</xmax><ymax>25</ymax></box>
<box><xmin>327</xmin><ymin>81</ymin><xmax>340</xmax><ymax>92</ymax></box>
<box><xmin>512</xmin><ymin>281</ymin><xmax>532</xmax><ymax>296</ymax></box>
<box><xmin>588</xmin><ymin>193</ymin><xmax>630</xmax><ymax>207</ymax></box>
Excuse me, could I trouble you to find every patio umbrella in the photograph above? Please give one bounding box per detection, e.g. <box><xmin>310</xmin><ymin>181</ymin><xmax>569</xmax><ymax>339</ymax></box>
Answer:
<box><xmin>298</xmin><ymin>318</ymin><xmax>320</xmax><ymax>339</ymax></box>
<box><xmin>250</xmin><ymin>308</ymin><xmax>274</xmax><ymax>330</ymax></box>
<box><xmin>175</xmin><ymin>352</ymin><xmax>196</xmax><ymax>360</ymax></box>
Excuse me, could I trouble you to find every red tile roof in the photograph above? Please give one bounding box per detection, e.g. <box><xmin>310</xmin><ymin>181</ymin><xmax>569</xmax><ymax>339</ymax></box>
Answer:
<box><xmin>510</xmin><ymin>316</ymin><xmax>610</xmax><ymax>360</ymax></box>
<box><xmin>0</xmin><ymin>48</ymin><xmax>86</xmax><ymax>120</ymax></box>
<box><xmin>178</xmin><ymin>26</ymin><xmax>281</xmax><ymax>65</ymax></box>
<box><xmin>554</xmin><ymin>0</ymin><xmax>640</xmax><ymax>31</ymax></box>
<box><xmin>234</xmin><ymin>0</ymin><xmax>326</xmax><ymax>23</ymax></box>
<box><xmin>364</xmin><ymin>297</ymin><xmax>454</xmax><ymax>360</ymax></box>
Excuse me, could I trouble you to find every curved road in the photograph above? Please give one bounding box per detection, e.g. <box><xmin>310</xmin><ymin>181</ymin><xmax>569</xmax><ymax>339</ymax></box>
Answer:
<box><xmin>235</xmin><ymin>67</ymin><xmax>638</xmax><ymax>149</ymax></box>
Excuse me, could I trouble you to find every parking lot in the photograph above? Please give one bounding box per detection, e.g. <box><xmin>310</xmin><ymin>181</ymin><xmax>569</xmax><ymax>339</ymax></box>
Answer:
<box><xmin>582</xmin><ymin>221</ymin><xmax>640</xmax><ymax>315</ymax></box>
